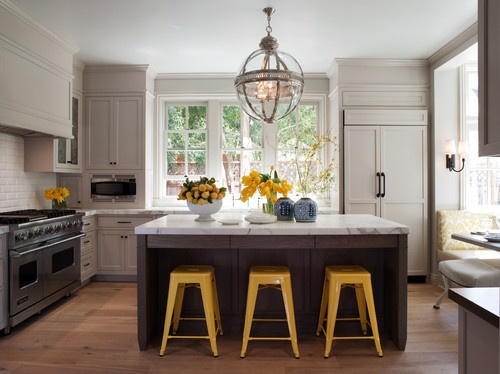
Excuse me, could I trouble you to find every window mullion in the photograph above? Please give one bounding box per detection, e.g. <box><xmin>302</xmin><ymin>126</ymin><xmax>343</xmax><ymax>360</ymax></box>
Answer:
<box><xmin>207</xmin><ymin>100</ymin><xmax>221</xmax><ymax>181</ymax></box>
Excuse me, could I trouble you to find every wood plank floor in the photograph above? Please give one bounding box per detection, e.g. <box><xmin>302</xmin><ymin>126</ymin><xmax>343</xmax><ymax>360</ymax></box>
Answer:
<box><xmin>0</xmin><ymin>282</ymin><xmax>458</xmax><ymax>373</ymax></box>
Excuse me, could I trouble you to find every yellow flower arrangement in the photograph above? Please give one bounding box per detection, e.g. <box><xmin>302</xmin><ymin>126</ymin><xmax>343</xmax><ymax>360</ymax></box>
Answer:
<box><xmin>240</xmin><ymin>166</ymin><xmax>293</xmax><ymax>203</ymax></box>
<box><xmin>44</xmin><ymin>187</ymin><xmax>70</xmax><ymax>203</ymax></box>
<box><xmin>177</xmin><ymin>177</ymin><xmax>227</xmax><ymax>205</ymax></box>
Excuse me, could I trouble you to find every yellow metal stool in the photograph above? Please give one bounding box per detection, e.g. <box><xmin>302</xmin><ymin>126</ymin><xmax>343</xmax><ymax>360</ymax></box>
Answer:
<box><xmin>316</xmin><ymin>265</ymin><xmax>383</xmax><ymax>358</ymax></box>
<box><xmin>240</xmin><ymin>266</ymin><xmax>300</xmax><ymax>358</ymax></box>
<box><xmin>159</xmin><ymin>265</ymin><xmax>223</xmax><ymax>357</ymax></box>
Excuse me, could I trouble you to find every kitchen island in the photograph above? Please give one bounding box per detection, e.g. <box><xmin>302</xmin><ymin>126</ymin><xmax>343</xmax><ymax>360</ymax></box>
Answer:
<box><xmin>135</xmin><ymin>214</ymin><xmax>409</xmax><ymax>351</ymax></box>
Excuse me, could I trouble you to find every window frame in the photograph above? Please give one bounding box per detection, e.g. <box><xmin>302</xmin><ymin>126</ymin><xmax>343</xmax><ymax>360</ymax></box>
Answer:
<box><xmin>153</xmin><ymin>93</ymin><xmax>328</xmax><ymax>207</ymax></box>
<box><xmin>461</xmin><ymin>63</ymin><xmax>500</xmax><ymax>213</ymax></box>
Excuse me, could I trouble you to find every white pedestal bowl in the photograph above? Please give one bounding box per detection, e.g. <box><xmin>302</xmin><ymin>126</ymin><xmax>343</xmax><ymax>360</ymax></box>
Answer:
<box><xmin>187</xmin><ymin>199</ymin><xmax>223</xmax><ymax>221</ymax></box>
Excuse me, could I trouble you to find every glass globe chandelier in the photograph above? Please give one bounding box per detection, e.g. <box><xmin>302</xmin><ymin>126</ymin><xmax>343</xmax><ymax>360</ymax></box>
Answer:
<box><xmin>234</xmin><ymin>7</ymin><xmax>304</xmax><ymax>125</ymax></box>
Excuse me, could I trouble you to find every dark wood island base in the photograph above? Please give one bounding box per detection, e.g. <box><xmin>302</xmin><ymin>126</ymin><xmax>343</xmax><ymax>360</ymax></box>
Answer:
<box><xmin>136</xmin><ymin>215</ymin><xmax>408</xmax><ymax>353</ymax></box>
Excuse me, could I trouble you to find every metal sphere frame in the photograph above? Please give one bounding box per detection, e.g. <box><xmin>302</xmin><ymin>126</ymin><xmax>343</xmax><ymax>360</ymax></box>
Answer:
<box><xmin>234</xmin><ymin>7</ymin><xmax>304</xmax><ymax>125</ymax></box>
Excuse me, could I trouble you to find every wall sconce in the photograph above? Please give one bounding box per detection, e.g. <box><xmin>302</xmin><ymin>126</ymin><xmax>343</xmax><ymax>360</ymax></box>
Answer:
<box><xmin>445</xmin><ymin>140</ymin><xmax>468</xmax><ymax>172</ymax></box>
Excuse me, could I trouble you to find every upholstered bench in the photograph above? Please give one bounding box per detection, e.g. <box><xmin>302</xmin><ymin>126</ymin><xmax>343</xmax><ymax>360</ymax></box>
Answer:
<box><xmin>434</xmin><ymin>259</ymin><xmax>500</xmax><ymax>308</ymax></box>
<box><xmin>434</xmin><ymin>210</ymin><xmax>500</xmax><ymax>308</ymax></box>
<box><xmin>436</xmin><ymin>210</ymin><xmax>500</xmax><ymax>268</ymax></box>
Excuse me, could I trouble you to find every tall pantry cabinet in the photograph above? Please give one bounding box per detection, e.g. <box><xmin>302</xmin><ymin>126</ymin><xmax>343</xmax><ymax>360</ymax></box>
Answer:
<box><xmin>82</xmin><ymin>65</ymin><xmax>155</xmax><ymax>208</ymax></box>
<box><xmin>331</xmin><ymin>59</ymin><xmax>430</xmax><ymax>277</ymax></box>
<box><xmin>344</xmin><ymin>109</ymin><xmax>428</xmax><ymax>276</ymax></box>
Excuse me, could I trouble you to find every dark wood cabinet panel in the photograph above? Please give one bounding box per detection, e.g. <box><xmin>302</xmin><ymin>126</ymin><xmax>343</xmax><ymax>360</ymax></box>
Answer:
<box><xmin>138</xmin><ymin>232</ymin><xmax>407</xmax><ymax>351</ymax></box>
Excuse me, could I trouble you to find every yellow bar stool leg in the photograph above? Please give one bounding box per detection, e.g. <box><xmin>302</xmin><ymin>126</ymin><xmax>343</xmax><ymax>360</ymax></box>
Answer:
<box><xmin>159</xmin><ymin>278</ymin><xmax>180</xmax><ymax>356</ymax></box>
<box><xmin>240</xmin><ymin>276</ymin><xmax>259</xmax><ymax>358</ymax></box>
<box><xmin>200</xmin><ymin>275</ymin><xmax>219</xmax><ymax>357</ymax></box>
<box><xmin>362</xmin><ymin>278</ymin><xmax>383</xmax><ymax>357</ymax></box>
<box><xmin>280</xmin><ymin>277</ymin><xmax>300</xmax><ymax>358</ymax></box>
<box><xmin>324</xmin><ymin>275</ymin><xmax>341</xmax><ymax>358</ymax></box>
<box><xmin>316</xmin><ymin>275</ymin><xmax>330</xmax><ymax>336</ymax></box>
<box><xmin>212</xmin><ymin>275</ymin><xmax>223</xmax><ymax>336</ymax></box>
<box><xmin>172</xmin><ymin>283</ymin><xmax>186</xmax><ymax>334</ymax></box>
<box><xmin>354</xmin><ymin>283</ymin><xmax>368</xmax><ymax>335</ymax></box>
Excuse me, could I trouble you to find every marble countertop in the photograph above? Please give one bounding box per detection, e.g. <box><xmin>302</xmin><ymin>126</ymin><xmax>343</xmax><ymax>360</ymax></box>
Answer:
<box><xmin>449</xmin><ymin>287</ymin><xmax>500</xmax><ymax>328</ymax></box>
<box><xmin>134</xmin><ymin>213</ymin><xmax>409</xmax><ymax>236</ymax></box>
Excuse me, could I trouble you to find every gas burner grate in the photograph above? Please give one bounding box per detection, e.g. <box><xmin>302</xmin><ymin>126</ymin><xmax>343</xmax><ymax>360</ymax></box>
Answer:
<box><xmin>0</xmin><ymin>209</ymin><xmax>77</xmax><ymax>224</ymax></box>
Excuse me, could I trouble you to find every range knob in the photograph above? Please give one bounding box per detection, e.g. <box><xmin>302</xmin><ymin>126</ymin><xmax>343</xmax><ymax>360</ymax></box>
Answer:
<box><xmin>15</xmin><ymin>232</ymin><xmax>28</xmax><ymax>241</ymax></box>
<box><xmin>46</xmin><ymin>226</ymin><xmax>54</xmax><ymax>234</ymax></box>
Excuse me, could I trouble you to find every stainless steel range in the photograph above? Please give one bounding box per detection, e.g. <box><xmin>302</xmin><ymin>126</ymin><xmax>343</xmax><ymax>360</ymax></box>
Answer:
<box><xmin>0</xmin><ymin>209</ymin><xmax>84</xmax><ymax>334</ymax></box>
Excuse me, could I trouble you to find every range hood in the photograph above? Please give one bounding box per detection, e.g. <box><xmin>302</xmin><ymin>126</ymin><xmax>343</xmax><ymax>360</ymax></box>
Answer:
<box><xmin>0</xmin><ymin>124</ymin><xmax>63</xmax><ymax>138</ymax></box>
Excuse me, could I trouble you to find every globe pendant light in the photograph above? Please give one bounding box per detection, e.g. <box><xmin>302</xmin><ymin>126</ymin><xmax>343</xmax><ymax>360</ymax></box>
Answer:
<box><xmin>234</xmin><ymin>7</ymin><xmax>304</xmax><ymax>125</ymax></box>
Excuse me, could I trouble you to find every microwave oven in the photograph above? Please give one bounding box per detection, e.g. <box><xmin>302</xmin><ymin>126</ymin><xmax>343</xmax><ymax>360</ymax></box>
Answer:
<box><xmin>91</xmin><ymin>175</ymin><xmax>137</xmax><ymax>202</ymax></box>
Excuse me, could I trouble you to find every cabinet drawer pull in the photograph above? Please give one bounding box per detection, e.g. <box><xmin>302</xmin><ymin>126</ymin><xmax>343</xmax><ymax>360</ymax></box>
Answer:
<box><xmin>83</xmin><ymin>262</ymin><xmax>90</xmax><ymax>267</ymax></box>
<box><xmin>83</xmin><ymin>240</ymin><xmax>90</xmax><ymax>244</ymax></box>
<box><xmin>83</xmin><ymin>223</ymin><xmax>91</xmax><ymax>226</ymax></box>
<box><xmin>117</xmin><ymin>221</ymin><xmax>132</xmax><ymax>224</ymax></box>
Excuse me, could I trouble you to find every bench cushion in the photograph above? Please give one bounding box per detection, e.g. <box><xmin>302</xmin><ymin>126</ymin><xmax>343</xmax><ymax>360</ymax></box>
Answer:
<box><xmin>439</xmin><ymin>259</ymin><xmax>500</xmax><ymax>287</ymax></box>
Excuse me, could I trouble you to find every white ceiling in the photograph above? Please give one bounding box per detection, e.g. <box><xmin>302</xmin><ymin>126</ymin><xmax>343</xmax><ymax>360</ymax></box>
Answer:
<box><xmin>10</xmin><ymin>0</ymin><xmax>478</xmax><ymax>75</ymax></box>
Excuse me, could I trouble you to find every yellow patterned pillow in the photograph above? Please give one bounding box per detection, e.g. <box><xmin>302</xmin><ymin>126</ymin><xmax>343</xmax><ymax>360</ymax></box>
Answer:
<box><xmin>436</xmin><ymin>210</ymin><xmax>496</xmax><ymax>251</ymax></box>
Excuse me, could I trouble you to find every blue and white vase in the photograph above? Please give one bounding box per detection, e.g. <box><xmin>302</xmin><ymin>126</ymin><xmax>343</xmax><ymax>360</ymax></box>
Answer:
<box><xmin>274</xmin><ymin>197</ymin><xmax>295</xmax><ymax>221</ymax></box>
<box><xmin>293</xmin><ymin>197</ymin><xmax>317</xmax><ymax>222</ymax></box>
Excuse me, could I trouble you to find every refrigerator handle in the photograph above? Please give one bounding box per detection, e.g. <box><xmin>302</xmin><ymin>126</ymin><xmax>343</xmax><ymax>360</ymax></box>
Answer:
<box><xmin>381</xmin><ymin>172</ymin><xmax>386</xmax><ymax>198</ymax></box>
<box><xmin>376</xmin><ymin>172</ymin><xmax>381</xmax><ymax>197</ymax></box>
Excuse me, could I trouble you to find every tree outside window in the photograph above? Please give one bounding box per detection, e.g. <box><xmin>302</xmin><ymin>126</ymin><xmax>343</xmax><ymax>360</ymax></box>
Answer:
<box><xmin>158</xmin><ymin>97</ymin><xmax>328</xmax><ymax>206</ymax></box>
<box><xmin>165</xmin><ymin>104</ymin><xmax>207</xmax><ymax>196</ymax></box>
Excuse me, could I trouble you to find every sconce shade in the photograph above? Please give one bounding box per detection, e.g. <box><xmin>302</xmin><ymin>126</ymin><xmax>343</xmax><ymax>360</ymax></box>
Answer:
<box><xmin>457</xmin><ymin>141</ymin><xmax>468</xmax><ymax>155</ymax></box>
<box><xmin>234</xmin><ymin>8</ymin><xmax>304</xmax><ymax>124</ymax></box>
<box><xmin>445</xmin><ymin>140</ymin><xmax>457</xmax><ymax>154</ymax></box>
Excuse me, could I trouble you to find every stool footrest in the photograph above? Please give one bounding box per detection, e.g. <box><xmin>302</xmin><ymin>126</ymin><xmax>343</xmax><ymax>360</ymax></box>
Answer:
<box><xmin>167</xmin><ymin>335</ymin><xmax>212</xmax><ymax>339</ymax></box>
<box><xmin>252</xmin><ymin>318</ymin><xmax>288</xmax><ymax>322</ymax></box>
<box><xmin>248</xmin><ymin>337</ymin><xmax>292</xmax><ymax>341</ymax></box>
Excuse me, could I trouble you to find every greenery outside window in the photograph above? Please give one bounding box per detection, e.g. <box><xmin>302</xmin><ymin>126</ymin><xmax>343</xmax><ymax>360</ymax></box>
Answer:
<box><xmin>155</xmin><ymin>95</ymin><xmax>329</xmax><ymax>208</ymax></box>
<box><xmin>164</xmin><ymin>103</ymin><xmax>207</xmax><ymax>197</ymax></box>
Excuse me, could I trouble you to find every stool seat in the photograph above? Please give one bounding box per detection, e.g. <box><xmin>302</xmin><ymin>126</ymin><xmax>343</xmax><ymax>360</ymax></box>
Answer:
<box><xmin>316</xmin><ymin>265</ymin><xmax>383</xmax><ymax>358</ymax></box>
<box><xmin>434</xmin><ymin>259</ymin><xmax>500</xmax><ymax>308</ymax></box>
<box><xmin>159</xmin><ymin>265</ymin><xmax>223</xmax><ymax>357</ymax></box>
<box><xmin>240</xmin><ymin>266</ymin><xmax>300</xmax><ymax>358</ymax></box>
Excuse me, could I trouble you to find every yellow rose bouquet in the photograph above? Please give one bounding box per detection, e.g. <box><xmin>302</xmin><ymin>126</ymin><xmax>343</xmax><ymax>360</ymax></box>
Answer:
<box><xmin>240</xmin><ymin>166</ymin><xmax>293</xmax><ymax>206</ymax></box>
<box><xmin>177</xmin><ymin>177</ymin><xmax>227</xmax><ymax>206</ymax></box>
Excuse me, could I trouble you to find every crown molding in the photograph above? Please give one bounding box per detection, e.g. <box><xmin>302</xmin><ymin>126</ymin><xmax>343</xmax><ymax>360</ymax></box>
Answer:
<box><xmin>1</xmin><ymin>0</ymin><xmax>78</xmax><ymax>54</ymax></box>
<box><xmin>427</xmin><ymin>22</ymin><xmax>478</xmax><ymax>68</ymax></box>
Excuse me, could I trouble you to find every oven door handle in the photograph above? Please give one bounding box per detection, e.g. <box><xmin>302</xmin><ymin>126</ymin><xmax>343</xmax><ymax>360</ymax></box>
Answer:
<box><xmin>9</xmin><ymin>232</ymin><xmax>86</xmax><ymax>257</ymax></box>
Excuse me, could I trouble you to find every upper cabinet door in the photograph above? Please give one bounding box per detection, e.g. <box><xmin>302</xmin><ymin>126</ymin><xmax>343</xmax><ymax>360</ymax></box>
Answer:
<box><xmin>85</xmin><ymin>96</ymin><xmax>143</xmax><ymax>170</ymax></box>
<box><xmin>86</xmin><ymin>97</ymin><xmax>114</xmax><ymax>170</ymax></box>
<box><xmin>479</xmin><ymin>0</ymin><xmax>500</xmax><ymax>156</ymax></box>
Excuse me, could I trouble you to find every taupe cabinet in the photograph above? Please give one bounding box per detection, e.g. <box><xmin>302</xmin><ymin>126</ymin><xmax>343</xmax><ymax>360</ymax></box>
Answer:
<box><xmin>0</xmin><ymin>233</ymin><xmax>7</xmax><ymax>332</ymax></box>
<box><xmin>80</xmin><ymin>216</ymin><xmax>96</xmax><ymax>282</ymax></box>
<box><xmin>97</xmin><ymin>215</ymin><xmax>154</xmax><ymax>277</ymax></box>
<box><xmin>85</xmin><ymin>96</ymin><xmax>143</xmax><ymax>170</ymax></box>
<box><xmin>479</xmin><ymin>0</ymin><xmax>500</xmax><ymax>156</ymax></box>
<box><xmin>344</xmin><ymin>109</ymin><xmax>428</xmax><ymax>276</ymax></box>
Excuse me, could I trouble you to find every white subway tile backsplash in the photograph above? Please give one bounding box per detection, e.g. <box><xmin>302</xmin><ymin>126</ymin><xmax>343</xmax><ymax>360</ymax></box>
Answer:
<box><xmin>0</xmin><ymin>132</ymin><xmax>57</xmax><ymax>212</ymax></box>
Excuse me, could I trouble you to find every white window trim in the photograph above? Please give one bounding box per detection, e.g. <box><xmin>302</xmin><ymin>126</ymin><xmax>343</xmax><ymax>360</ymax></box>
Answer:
<box><xmin>153</xmin><ymin>93</ymin><xmax>328</xmax><ymax>208</ymax></box>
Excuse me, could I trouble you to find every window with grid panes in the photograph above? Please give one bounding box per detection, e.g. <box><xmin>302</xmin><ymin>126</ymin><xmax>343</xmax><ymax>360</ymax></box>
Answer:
<box><xmin>164</xmin><ymin>104</ymin><xmax>207</xmax><ymax>196</ymax></box>
<box><xmin>156</xmin><ymin>96</ymin><xmax>326</xmax><ymax>206</ymax></box>
<box><xmin>462</xmin><ymin>63</ymin><xmax>500</xmax><ymax>211</ymax></box>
